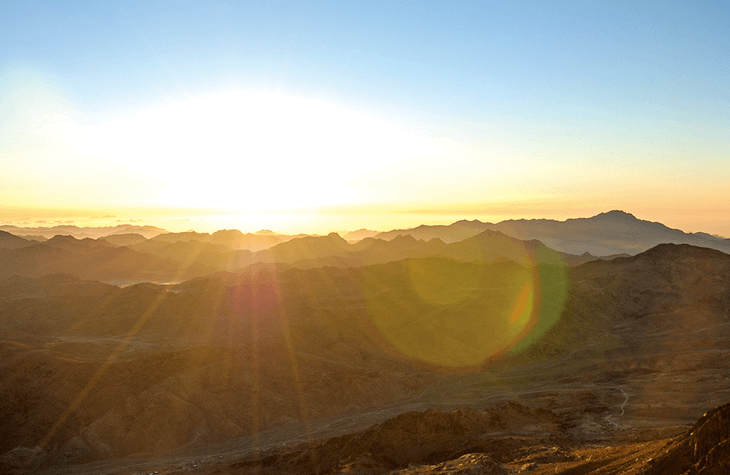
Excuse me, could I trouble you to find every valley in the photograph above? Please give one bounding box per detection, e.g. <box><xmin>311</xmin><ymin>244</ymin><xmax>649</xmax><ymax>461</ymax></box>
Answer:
<box><xmin>0</xmin><ymin>216</ymin><xmax>729</xmax><ymax>474</ymax></box>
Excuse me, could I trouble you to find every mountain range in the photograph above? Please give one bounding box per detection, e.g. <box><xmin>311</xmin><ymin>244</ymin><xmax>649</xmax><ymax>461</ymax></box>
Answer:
<box><xmin>0</xmin><ymin>243</ymin><xmax>729</xmax><ymax>473</ymax></box>
<box><xmin>0</xmin><ymin>228</ymin><xmax>609</xmax><ymax>284</ymax></box>
<box><xmin>0</xmin><ymin>224</ymin><xmax>167</xmax><ymax>240</ymax></box>
<box><xmin>375</xmin><ymin>210</ymin><xmax>730</xmax><ymax>256</ymax></box>
<box><xmin>5</xmin><ymin>211</ymin><xmax>727</xmax><ymax>259</ymax></box>
<box><xmin>0</xmin><ymin>211</ymin><xmax>729</xmax><ymax>474</ymax></box>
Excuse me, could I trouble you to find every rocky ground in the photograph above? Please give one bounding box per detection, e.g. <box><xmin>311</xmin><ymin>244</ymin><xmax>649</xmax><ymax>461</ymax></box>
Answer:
<box><xmin>1</xmin><ymin>243</ymin><xmax>729</xmax><ymax>474</ymax></box>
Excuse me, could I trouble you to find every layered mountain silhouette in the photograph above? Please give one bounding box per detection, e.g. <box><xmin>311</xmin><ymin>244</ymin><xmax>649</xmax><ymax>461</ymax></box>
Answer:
<box><xmin>0</xmin><ymin>231</ymin><xmax>34</xmax><ymax>250</ymax></box>
<box><xmin>1</xmin><ymin>241</ymin><xmax>729</xmax><ymax>473</ymax></box>
<box><xmin>342</xmin><ymin>228</ymin><xmax>380</xmax><ymax>241</ymax></box>
<box><xmin>4</xmin><ymin>211</ymin><xmax>727</xmax><ymax>257</ymax></box>
<box><xmin>375</xmin><ymin>210</ymin><xmax>730</xmax><ymax>256</ymax></box>
<box><xmin>98</xmin><ymin>233</ymin><xmax>148</xmax><ymax>246</ymax></box>
<box><xmin>0</xmin><ymin>215</ymin><xmax>700</xmax><ymax>286</ymax></box>
<box><xmin>0</xmin><ymin>229</ymin><xmax>578</xmax><ymax>284</ymax></box>
<box><xmin>1</xmin><ymin>213</ymin><xmax>730</xmax><ymax>474</ymax></box>
<box><xmin>0</xmin><ymin>235</ymin><xmax>215</xmax><ymax>283</ymax></box>
<box><xmin>0</xmin><ymin>224</ymin><xmax>167</xmax><ymax>240</ymax></box>
<box><xmin>147</xmin><ymin>229</ymin><xmax>303</xmax><ymax>252</ymax></box>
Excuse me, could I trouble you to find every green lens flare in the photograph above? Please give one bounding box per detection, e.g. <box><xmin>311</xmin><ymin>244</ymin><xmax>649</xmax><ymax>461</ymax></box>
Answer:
<box><xmin>363</xmin><ymin>249</ymin><xmax>569</xmax><ymax>369</ymax></box>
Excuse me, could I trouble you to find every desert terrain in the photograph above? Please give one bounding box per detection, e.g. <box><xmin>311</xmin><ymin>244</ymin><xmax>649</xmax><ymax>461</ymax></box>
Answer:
<box><xmin>4</xmin><ymin>0</ymin><xmax>727</xmax><ymax>471</ymax></box>
<box><xmin>1</xmin><ymin>213</ymin><xmax>729</xmax><ymax>474</ymax></box>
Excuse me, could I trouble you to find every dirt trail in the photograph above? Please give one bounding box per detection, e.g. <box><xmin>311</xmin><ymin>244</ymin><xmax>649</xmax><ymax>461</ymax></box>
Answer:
<box><xmin>604</xmin><ymin>387</ymin><xmax>629</xmax><ymax>429</ymax></box>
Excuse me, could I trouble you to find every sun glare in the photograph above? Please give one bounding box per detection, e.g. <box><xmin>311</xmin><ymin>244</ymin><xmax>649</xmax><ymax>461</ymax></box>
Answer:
<box><xmin>81</xmin><ymin>91</ymin><xmax>437</xmax><ymax>212</ymax></box>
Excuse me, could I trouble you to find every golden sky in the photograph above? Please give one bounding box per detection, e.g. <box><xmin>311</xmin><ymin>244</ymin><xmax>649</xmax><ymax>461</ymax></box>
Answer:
<box><xmin>1</xmin><ymin>2</ymin><xmax>728</xmax><ymax>236</ymax></box>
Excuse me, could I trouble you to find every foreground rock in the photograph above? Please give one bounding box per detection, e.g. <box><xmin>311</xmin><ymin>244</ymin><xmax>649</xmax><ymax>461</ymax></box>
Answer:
<box><xmin>645</xmin><ymin>402</ymin><xmax>730</xmax><ymax>475</ymax></box>
<box><xmin>212</xmin><ymin>403</ymin><xmax>565</xmax><ymax>474</ymax></box>
<box><xmin>204</xmin><ymin>400</ymin><xmax>730</xmax><ymax>475</ymax></box>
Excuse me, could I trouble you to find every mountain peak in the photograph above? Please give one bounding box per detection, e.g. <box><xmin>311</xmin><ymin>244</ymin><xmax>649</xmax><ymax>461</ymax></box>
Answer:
<box><xmin>453</xmin><ymin>219</ymin><xmax>488</xmax><ymax>227</ymax></box>
<box><xmin>47</xmin><ymin>234</ymin><xmax>78</xmax><ymax>242</ymax></box>
<box><xmin>0</xmin><ymin>231</ymin><xmax>33</xmax><ymax>250</ymax></box>
<box><xmin>392</xmin><ymin>234</ymin><xmax>417</xmax><ymax>243</ymax></box>
<box><xmin>633</xmin><ymin>243</ymin><xmax>730</xmax><ymax>262</ymax></box>
<box><xmin>593</xmin><ymin>210</ymin><xmax>637</xmax><ymax>220</ymax></box>
<box><xmin>211</xmin><ymin>229</ymin><xmax>244</xmax><ymax>237</ymax></box>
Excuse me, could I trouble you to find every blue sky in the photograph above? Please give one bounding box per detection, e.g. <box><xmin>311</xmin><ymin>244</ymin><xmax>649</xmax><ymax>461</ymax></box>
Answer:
<box><xmin>5</xmin><ymin>1</ymin><xmax>727</xmax><ymax>115</ymax></box>
<box><xmin>1</xmin><ymin>1</ymin><xmax>729</xmax><ymax>234</ymax></box>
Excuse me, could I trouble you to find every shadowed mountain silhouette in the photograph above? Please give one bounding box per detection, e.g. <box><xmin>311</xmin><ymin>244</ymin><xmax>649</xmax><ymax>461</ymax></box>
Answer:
<box><xmin>0</xmin><ymin>228</ymin><xmax>631</xmax><ymax>285</ymax></box>
<box><xmin>149</xmin><ymin>230</ymin><xmax>211</xmax><ymax>243</ymax></box>
<box><xmin>43</xmin><ymin>235</ymin><xmax>116</xmax><ymax>253</ymax></box>
<box><xmin>0</xmin><ymin>223</ymin><xmax>694</xmax><ymax>288</ymax></box>
<box><xmin>212</xmin><ymin>229</ymin><xmax>305</xmax><ymax>250</ymax></box>
<box><xmin>0</xmin><ymin>224</ymin><xmax>167</xmax><ymax>240</ymax></box>
<box><xmin>342</xmin><ymin>228</ymin><xmax>380</xmax><ymax>241</ymax></box>
<box><xmin>252</xmin><ymin>228</ymin><xmax>573</xmax><ymax>271</ymax></box>
<box><xmin>0</xmin><ymin>231</ymin><xmax>34</xmax><ymax>250</ymax></box>
<box><xmin>375</xmin><ymin>210</ymin><xmax>730</xmax><ymax>256</ymax></box>
<box><xmin>255</xmin><ymin>232</ymin><xmax>352</xmax><ymax>263</ymax></box>
<box><xmin>98</xmin><ymin>233</ymin><xmax>148</xmax><ymax>246</ymax></box>
<box><xmin>132</xmin><ymin>238</ymin><xmax>233</xmax><ymax>256</ymax></box>
<box><xmin>0</xmin><ymin>235</ymin><xmax>215</xmax><ymax>283</ymax></box>
<box><xmin>149</xmin><ymin>229</ymin><xmax>300</xmax><ymax>252</ymax></box>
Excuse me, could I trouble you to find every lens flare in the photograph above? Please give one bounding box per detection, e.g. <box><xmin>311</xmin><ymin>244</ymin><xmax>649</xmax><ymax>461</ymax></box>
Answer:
<box><xmin>363</xmin><ymin>246</ymin><xmax>568</xmax><ymax>369</ymax></box>
<box><xmin>509</xmin><ymin>281</ymin><xmax>533</xmax><ymax>325</ymax></box>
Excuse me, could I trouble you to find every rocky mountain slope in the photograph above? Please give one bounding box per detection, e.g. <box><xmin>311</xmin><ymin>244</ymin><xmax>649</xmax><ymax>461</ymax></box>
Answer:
<box><xmin>0</xmin><ymin>242</ymin><xmax>729</xmax><ymax>473</ymax></box>
<box><xmin>0</xmin><ymin>229</ymin><xmax>592</xmax><ymax>284</ymax></box>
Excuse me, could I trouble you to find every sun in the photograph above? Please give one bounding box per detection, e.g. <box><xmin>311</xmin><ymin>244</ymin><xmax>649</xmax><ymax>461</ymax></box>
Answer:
<box><xmin>81</xmin><ymin>90</ymin><xmax>435</xmax><ymax>213</ymax></box>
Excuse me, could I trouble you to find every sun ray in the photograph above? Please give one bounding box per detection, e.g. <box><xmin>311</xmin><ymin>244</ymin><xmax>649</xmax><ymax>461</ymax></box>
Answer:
<box><xmin>35</xmin><ymin>290</ymin><xmax>171</xmax><ymax>453</ymax></box>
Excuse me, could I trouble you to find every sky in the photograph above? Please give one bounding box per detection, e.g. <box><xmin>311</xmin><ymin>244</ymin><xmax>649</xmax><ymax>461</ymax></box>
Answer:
<box><xmin>1</xmin><ymin>1</ymin><xmax>729</xmax><ymax>235</ymax></box>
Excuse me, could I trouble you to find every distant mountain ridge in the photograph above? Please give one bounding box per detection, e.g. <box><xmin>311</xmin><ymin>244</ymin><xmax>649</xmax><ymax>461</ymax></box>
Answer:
<box><xmin>374</xmin><ymin>210</ymin><xmax>730</xmax><ymax>256</ymax></box>
<box><xmin>1</xmin><ymin>211</ymin><xmax>726</xmax><ymax>284</ymax></box>
<box><xmin>0</xmin><ymin>235</ymin><xmax>215</xmax><ymax>283</ymax></box>
<box><xmin>0</xmin><ymin>225</ymin><xmax>673</xmax><ymax>284</ymax></box>
<box><xmin>0</xmin><ymin>224</ymin><xmax>167</xmax><ymax>240</ymax></box>
<box><xmin>342</xmin><ymin>228</ymin><xmax>380</xmax><ymax>241</ymax></box>
<box><xmin>148</xmin><ymin>229</ymin><xmax>305</xmax><ymax>252</ymax></box>
<box><xmin>4</xmin><ymin>210</ymin><xmax>725</xmax><ymax>257</ymax></box>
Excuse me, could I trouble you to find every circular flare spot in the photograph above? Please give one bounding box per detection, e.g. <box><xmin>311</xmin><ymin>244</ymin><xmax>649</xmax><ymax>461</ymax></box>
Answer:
<box><xmin>366</xmin><ymin>258</ymin><xmax>543</xmax><ymax>368</ymax></box>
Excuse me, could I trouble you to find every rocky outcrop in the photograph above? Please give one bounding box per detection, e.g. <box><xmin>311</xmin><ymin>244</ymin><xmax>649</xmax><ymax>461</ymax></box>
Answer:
<box><xmin>646</xmin><ymin>402</ymin><xmax>730</xmax><ymax>475</ymax></box>
<box><xmin>225</xmin><ymin>403</ymin><xmax>563</xmax><ymax>474</ymax></box>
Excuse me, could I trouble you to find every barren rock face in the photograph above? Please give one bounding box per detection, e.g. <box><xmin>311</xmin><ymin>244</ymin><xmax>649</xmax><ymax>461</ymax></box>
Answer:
<box><xmin>0</xmin><ymin>446</ymin><xmax>47</xmax><ymax>471</ymax></box>
<box><xmin>392</xmin><ymin>453</ymin><xmax>508</xmax><ymax>475</ymax></box>
<box><xmin>335</xmin><ymin>404</ymin><xmax>564</xmax><ymax>466</ymax></box>
<box><xmin>2</xmin><ymin>241</ymin><xmax>730</xmax><ymax>474</ymax></box>
<box><xmin>214</xmin><ymin>403</ymin><xmax>562</xmax><ymax>475</ymax></box>
<box><xmin>644</xmin><ymin>402</ymin><xmax>730</xmax><ymax>475</ymax></box>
